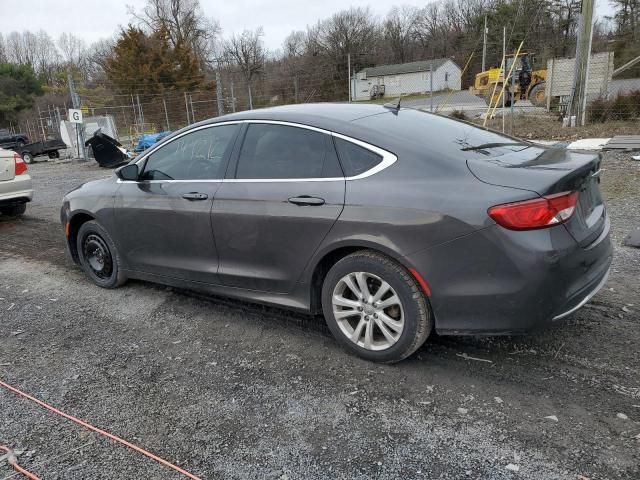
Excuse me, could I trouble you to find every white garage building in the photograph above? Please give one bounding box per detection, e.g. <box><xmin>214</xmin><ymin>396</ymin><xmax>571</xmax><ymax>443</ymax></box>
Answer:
<box><xmin>353</xmin><ymin>58</ymin><xmax>461</xmax><ymax>101</ymax></box>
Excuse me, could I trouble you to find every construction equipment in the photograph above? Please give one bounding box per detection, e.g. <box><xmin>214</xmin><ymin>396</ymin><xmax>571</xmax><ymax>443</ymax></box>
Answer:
<box><xmin>471</xmin><ymin>52</ymin><xmax>547</xmax><ymax>108</ymax></box>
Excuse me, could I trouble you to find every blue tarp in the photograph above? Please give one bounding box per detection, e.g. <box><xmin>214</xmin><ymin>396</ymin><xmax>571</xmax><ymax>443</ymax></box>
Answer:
<box><xmin>134</xmin><ymin>131</ymin><xmax>172</xmax><ymax>152</ymax></box>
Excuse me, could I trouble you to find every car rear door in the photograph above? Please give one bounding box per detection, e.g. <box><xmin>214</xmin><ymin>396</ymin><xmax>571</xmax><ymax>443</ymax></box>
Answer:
<box><xmin>114</xmin><ymin>123</ymin><xmax>240</xmax><ymax>283</ymax></box>
<box><xmin>212</xmin><ymin>122</ymin><xmax>345</xmax><ymax>293</ymax></box>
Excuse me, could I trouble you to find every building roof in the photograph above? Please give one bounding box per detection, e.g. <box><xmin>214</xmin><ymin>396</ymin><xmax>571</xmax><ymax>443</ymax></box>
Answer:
<box><xmin>359</xmin><ymin>58</ymin><xmax>457</xmax><ymax>77</ymax></box>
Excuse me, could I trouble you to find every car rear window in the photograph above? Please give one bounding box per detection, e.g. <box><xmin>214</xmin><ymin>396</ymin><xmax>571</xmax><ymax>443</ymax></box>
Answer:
<box><xmin>236</xmin><ymin>124</ymin><xmax>342</xmax><ymax>179</ymax></box>
<box><xmin>333</xmin><ymin>137</ymin><xmax>382</xmax><ymax>177</ymax></box>
<box><xmin>355</xmin><ymin>108</ymin><xmax>531</xmax><ymax>159</ymax></box>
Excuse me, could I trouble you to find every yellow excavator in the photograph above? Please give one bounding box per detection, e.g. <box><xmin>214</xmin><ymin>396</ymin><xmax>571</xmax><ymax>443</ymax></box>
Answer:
<box><xmin>471</xmin><ymin>53</ymin><xmax>547</xmax><ymax>108</ymax></box>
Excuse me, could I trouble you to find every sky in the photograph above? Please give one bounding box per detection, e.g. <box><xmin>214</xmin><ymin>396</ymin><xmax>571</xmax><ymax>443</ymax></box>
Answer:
<box><xmin>2</xmin><ymin>0</ymin><xmax>616</xmax><ymax>51</ymax></box>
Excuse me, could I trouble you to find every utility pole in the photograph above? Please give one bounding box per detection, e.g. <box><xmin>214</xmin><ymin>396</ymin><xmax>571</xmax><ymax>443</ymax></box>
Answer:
<box><xmin>429</xmin><ymin>62</ymin><xmax>434</xmax><ymax>112</ymax></box>
<box><xmin>570</xmin><ymin>0</ymin><xmax>595</xmax><ymax>126</ymax></box>
<box><xmin>510</xmin><ymin>57</ymin><xmax>516</xmax><ymax>135</ymax></box>
<box><xmin>482</xmin><ymin>15</ymin><xmax>488</xmax><ymax>72</ymax></box>
<box><xmin>230</xmin><ymin>82</ymin><xmax>236</xmax><ymax>113</ymax></box>
<box><xmin>347</xmin><ymin>53</ymin><xmax>351</xmax><ymax>102</ymax></box>
<box><xmin>67</xmin><ymin>71</ymin><xmax>86</xmax><ymax>160</ymax></box>
<box><xmin>215</xmin><ymin>70</ymin><xmax>225</xmax><ymax>116</ymax></box>
<box><xmin>502</xmin><ymin>26</ymin><xmax>506</xmax><ymax>133</ymax></box>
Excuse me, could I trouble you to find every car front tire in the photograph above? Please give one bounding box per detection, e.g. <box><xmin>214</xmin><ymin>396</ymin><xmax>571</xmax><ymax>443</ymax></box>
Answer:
<box><xmin>76</xmin><ymin>220</ymin><xmax>127</xmax><ymax>289</ymax></box>
<box><xmin>321</xmin><ymin>250</ymin><xmax>432</xmax><ymax>363</ymax></box>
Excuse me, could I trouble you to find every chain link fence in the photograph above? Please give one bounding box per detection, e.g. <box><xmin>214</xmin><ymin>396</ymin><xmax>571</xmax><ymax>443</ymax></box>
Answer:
<box><xmin>8</xmin><ymin>52</ymin><xmax>640</xmax><ymax>152</ymax></box>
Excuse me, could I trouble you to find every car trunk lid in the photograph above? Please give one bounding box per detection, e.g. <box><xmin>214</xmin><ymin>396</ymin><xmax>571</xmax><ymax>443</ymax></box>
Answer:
<box><xmin>467</xmin><ymin>146</ymin><xmax>605</xmax><ymax>247</ymax></box>
<box><xmin>0</xmin><ymin>149</ymin><xmax>15</xmax><ymax>181</ymax></box>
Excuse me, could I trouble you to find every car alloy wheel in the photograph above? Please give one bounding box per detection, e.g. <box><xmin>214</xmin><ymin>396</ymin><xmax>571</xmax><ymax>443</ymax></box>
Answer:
<box><xmin>332</xmin><ymin>271</ymin><xmax>405</xmax><ymax>351</ymax></box>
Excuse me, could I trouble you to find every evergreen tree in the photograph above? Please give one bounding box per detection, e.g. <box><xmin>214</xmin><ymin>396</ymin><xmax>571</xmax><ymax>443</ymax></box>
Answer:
<box><xmin>0</xmin><ymin>63</ymin><xmax>43</xmax><ymax>124</ymax></box>
<box><xmin>105</xmin><ymin>25</ymin><xmax>203</xmax><ymax>95</ymax></box>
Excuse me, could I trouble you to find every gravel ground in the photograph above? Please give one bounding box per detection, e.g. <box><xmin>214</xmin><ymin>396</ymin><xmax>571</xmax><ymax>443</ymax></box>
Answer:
<box><xmin>1</xmin><ymin>154</ymin><xmax>639</xmax><ymax>480</ymax></box>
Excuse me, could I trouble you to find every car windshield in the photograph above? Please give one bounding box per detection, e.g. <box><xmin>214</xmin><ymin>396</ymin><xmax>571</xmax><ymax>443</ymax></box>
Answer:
<box><xmin>355</xmin><ymin>108</ymin><xmax>533</xmax><ymax>158</ymax></box>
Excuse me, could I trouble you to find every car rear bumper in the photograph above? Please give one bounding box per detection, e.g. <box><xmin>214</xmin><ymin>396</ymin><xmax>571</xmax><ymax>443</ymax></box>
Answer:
<box><xmin>0</xmin><ymin>175</ymin><xmax>33</xmax><ymax>205</ymax></box>
<box><xmin>404</xmin><ymin>214</ymin><xmax>613</xmax><ymax>335</ymax></box>
<box><xmin>552</xmin><ymin>265</ymin><xmax>609</xmax><ymax>321</ymax></box>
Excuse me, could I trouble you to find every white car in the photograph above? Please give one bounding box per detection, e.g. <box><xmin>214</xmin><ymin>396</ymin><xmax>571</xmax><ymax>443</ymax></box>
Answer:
<box><xmin>0</xmin><ymin>147</ymin><xmax>33</xmax><ymax>216</ymax></box>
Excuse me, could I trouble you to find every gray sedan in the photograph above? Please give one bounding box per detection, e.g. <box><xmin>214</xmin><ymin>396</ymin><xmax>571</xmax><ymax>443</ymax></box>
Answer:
<box><xmin>60</xmin><ymin>104</ymin><xmax>612</xmax><ymax>362</ymax></box>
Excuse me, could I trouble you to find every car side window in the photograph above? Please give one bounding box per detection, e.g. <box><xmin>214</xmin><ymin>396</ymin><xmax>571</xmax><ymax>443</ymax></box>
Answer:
<box><xmin>333</xmin><ymin>137</ymin><xmax>383</xmax><ymax>177</ymax></box>
<box><xmin>235</xmin><ymin>124</ymin><xmax>342</xmax><ymax>179</ymax></box>
<box><xmin>141</xmin><ymin>125</ymin><xmax>238</xmax><ymax>181</ymax></box>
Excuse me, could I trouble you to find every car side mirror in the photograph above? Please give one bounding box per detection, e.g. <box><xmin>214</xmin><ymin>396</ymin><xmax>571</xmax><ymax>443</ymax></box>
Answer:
<box><xmin>116</xmin><ymin>164</ymin><xmax>139</xmax><ymax>181</ymax></box>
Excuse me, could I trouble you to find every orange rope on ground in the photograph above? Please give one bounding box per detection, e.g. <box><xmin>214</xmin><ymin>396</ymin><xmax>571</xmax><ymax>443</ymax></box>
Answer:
<box><xmin>0</xmin><ymin>379</ymin><xmax>202</xmax><ymax>480</ymax></box>
<box><xmin>0</xmin><ymin>445</ymin><xmax>42</xmax><ymax>480</ymax></box>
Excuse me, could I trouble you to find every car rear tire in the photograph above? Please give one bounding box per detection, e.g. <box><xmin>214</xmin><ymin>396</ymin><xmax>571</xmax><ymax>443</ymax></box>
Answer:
<box><xmin>0</xmin><ymin>203</ymin><xmax>26</xmax><ymax>216</ymax></box>
<box><xmin>321</xmin><ymin>251</ymin><xmax>432</xmax><ymax>363</ymax></box>
<box><xmin>22</xmin><ymin>152</ymin><xmax>33</xmax><ymax>164</ymax></box>
<box><xmin>76</xmin><ymin>220</ymin><xmax>127</xmax><ymax>289</ymax></box>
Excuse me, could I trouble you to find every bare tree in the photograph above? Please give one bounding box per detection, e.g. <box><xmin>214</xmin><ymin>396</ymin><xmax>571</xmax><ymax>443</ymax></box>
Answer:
<box><xmin>5</xmin><ymin>32</ymin><xmax>29</xmax><ymax>66</ymax></box>
<box><xmin>308</xmin><ymin>6</ymin><xmax>379</xmax><ymax>94</ymax></box>
<box><xmin>223</xmin><ymin>28</ymin><xmax>266</xmax><ymax>109</ymax></box>
<box><xmin>281</xmin><ymin>31</ymin><xmax>308</xmax><ymax>102</ymax></box>
<box><xmin>550</xmin><ymin>0</ymin><xmax>581</xmax><ymax>56</ymax></box>
<box><xmin>313</xmin><ymin>7</ymin><xmax>379</xmax><ymax>60</ymax></box>
<box><xmin>384</xmin><ymin>6</ymin><xmax>419</xmax><ymax>63</ymax></box>
<box><xmin>130</xmin><ymin>0</ymin><xmax>220</xmax><ymax>66</ymax></box>
<box><xmin>85</xmin><ymin>38</ymin><xmax>115</xmax><ymax>80</ymax></box>
<box><xmin>2</xmin><ymin>30</ymin><xmax>60</xmax><ymax>81</ymax></box>
<box><xmin>58</xmin><ymin>33</ymin><xmax>87</xmax><ymax>69</ymax></box>
<box><xmin>33</xmin><ymin>31</ymin><xmax>60</xmax><ymax>83</ymax></box>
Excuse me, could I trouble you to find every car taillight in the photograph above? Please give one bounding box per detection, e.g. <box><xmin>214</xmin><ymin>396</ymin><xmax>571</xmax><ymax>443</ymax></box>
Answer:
<box><xmin>14</xmin><ymin>153</ymin><xmax>28</xmax><ymax>176</ymax></box>
<box><xmin>488</xmin><ymin>191</ymin><xmax>578</xmax><ymax>231</ymax></box>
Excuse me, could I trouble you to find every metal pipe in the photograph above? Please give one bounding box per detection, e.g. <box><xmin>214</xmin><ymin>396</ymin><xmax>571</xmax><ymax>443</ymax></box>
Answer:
<box><xmin>184</xmin><ymin>92</ymin><xmax>190</xmax><ymax>124</ymax></box>
<box><xmin>163</xmin><ymin>97</ymin><xmax>170</xmax><ymax>130</ymax></box>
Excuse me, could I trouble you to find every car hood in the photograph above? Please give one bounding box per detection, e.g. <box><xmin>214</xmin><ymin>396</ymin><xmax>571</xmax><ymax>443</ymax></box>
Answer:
<box><xmin>66</xmin><ymin>175</ymin><xmax>116</xmax><ymax>197</ymax></box>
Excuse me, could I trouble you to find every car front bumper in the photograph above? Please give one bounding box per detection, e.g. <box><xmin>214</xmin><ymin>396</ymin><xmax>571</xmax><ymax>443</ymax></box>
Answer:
<box><xmin>404</xmin><ymin>214</ymin><xmax>613</xmax><ymax>335</ymax></box>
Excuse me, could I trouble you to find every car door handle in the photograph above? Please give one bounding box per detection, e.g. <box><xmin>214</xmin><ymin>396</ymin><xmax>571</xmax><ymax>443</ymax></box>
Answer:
<box><xmin>288</xmin><ymin>196</ymin><xmax>325</xmax><ymax>206</ymax></box>
<box><xmin>182</xmin><ymin>192</ymin><xmax>209</xmax><ymax>201</ymax></box>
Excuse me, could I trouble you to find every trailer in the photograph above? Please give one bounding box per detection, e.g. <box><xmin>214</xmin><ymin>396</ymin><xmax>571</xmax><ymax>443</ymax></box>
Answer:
<box><xmin>15</xmin><ymin>139</ymin><xmax>67</xmax><ymax>164</ymax></box>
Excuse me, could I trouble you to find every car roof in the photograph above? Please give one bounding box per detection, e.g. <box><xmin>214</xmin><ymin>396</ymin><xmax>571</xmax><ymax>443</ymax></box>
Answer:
<box><xmin>206</xmin><ymin>103</ymin><xmax>391</xmax><ymax>131</ymax></box>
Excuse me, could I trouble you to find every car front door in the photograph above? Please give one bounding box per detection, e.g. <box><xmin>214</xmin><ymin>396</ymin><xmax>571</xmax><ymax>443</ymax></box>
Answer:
<box><xmin>212</xmin><ymin>122</ymin><xmax>346</xmax><ymax>293</ymax></box>
<box><xmin>114</xmin><ymin>123</ymin><xmax>240</xmax><ymax>283</ymax></box>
